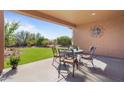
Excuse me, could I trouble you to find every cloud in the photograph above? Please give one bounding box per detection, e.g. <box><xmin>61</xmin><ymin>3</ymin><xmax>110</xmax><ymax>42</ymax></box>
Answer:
<box><xmin>4</xmin><ymin>17</ymin><xmax>38</xmax><ymax>33</ymax></box>
<box><xmin>5</xmin><ymin>18</ymin><xmax>20</xmax><ymax>23</ymax></box>
<box><xmin>17</xmin><ymin>24</ymin><xmax>40</xmax><ymax>33</ymax></box>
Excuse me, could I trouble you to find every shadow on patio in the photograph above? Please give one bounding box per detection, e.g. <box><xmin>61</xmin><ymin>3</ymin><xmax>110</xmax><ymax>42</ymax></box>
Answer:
<box><xmin>77</xmin><ymin>56</ymin><xmax>124</xmax><ymax>82</ymax></box>
<box><xmin>0</xmin><ymin>69</ymin><xmax>17</xmax><ymax>81</ymax></box>
<box><xmin>56</xmin><ymin>64</ymin><xmax>87</xmax><ymax>82</ymax></box>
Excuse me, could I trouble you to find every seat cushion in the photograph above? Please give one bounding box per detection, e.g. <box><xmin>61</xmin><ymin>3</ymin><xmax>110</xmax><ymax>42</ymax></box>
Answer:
<box><xmin>81</xmin><ymin>55</ymin><xmax>92</xmax><ymax>60</ymax></box>
<box><xmin>63</xmin><ymin>59</ymin><xmax>74</xmax><ymax>64</ymax></box>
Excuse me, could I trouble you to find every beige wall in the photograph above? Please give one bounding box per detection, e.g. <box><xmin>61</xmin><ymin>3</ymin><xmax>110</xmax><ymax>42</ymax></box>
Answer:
<box><xmin>0</xmin><ymin>11</ymin><xmax>4</xmax><ymax>73</ymax></box>
<box><xmin>73</xmin><ymin>16</ymin><xmax>124</xmax><ymax>58</ymax></box>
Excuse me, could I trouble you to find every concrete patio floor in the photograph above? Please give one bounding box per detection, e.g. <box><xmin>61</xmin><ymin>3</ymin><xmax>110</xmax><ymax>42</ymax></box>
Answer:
<box><xmin>0</xmin><ymin>56</ymin><xmax>124</xmax><ymax>82</ymax></box>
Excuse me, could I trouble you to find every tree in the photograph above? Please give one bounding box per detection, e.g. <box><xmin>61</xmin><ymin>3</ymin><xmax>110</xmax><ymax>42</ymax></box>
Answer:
<box><xmin>26</xmin><ymin>33</ymin><xmax>36</xmax><ymax>47</ymax></box>
<box><xmin>4</xmin><ymin>21</ymin><xmax>20</xmax><ymax>47</ymax></box>
<box><xmin>15</xmin><ymin>31</ymin><xmax>49</xmax><ymax>47</ymax></box>
<box><xmin>57</xmin><ymin>36</ymin><xmax>72</xmax><ymax>47</ymax></box>
<box><xmin>15</xmin><ymin>31</ymin><xmax>30</xmax><ymax>46</ymax></box>
<box><xmin>35</xmin><ymin>33</ymin><xmax>44</xmax><ymax>46</ymax></box>
<box><xmin>41</xmin><ymin>39</ymin><xmax>49</xmax><ymax>47</ymax></box>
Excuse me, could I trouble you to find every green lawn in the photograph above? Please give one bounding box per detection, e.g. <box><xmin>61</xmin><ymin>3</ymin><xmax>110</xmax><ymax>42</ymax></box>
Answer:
<box><xmin>4</xmin><ymin>48</ymin><xmax>53</xmax><ymax>68</ymax></box>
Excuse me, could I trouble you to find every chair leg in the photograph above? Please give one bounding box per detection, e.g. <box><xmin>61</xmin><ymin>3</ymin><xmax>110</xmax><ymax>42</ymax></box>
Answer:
<box><xmin>52</xmin><ymin>57</ymin><xmax>55</xmax><ymax>65</ymax></box>
<box><xmin>58</xmin><ymin>61</ymin><xmax>61</xmax><ymax>78</ymax></box>
<box><xmin>72</xmin><ymin>63</ymin><xmax>75</xmax><ymax>77</ymax></box>
<box><xmin>91</xmin><ymin>59</ymin><xmax>95</xmax><ymax>68</ymax></box>
<box><xmin>75</xmin><ymin>59</ymin><xmax>79</xmax><ymax>69</ymax></box>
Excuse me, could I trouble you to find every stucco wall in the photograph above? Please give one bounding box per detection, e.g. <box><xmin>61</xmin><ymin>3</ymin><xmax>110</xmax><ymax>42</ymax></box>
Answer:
<box><xmin>73</xmin><ymin>16</ymin><xmax>124</xmax><ymax>58</ymax></box>
<box><xmin>0</xmin><ymin>11</ymin><xmax>4</xmax><ymax>73</ymax></box>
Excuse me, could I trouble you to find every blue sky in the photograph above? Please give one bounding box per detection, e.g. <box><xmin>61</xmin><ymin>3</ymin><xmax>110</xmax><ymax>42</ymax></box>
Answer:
<box><xmin>4</xmin><ymin>11</ymin><xmax>72</xmax><ymax>40</ymax></box>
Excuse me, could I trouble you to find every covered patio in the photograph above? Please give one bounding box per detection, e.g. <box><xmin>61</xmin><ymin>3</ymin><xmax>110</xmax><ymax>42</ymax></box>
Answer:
<box><xmin>0</xmin><ymin>10</ymin><xmax>124</xmax><ymax>82</ymax></box>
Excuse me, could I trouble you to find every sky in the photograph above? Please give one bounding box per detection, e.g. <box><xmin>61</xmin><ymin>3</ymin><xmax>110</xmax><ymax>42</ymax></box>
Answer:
<box><xmin>4</xmin><ymin>11</ymin><xmax>72</xmax><ymax>40</ymax></box>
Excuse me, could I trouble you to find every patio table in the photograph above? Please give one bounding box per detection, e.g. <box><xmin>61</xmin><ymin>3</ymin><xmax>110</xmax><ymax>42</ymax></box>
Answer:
<box><xmin>68</xmin><ymin>49</ymin><xmax>83</xmax><ymax>54</ymax></box>
<box><xmin>62</xmin><ymin>49</ymin><xmax>83</xmax><ymax>56</ymax></box>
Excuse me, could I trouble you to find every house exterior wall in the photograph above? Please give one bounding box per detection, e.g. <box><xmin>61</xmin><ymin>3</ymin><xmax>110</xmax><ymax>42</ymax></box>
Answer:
<box><xmin>0</xmin><ymin>11</ymin><xmax>4</xmax><ymax>73</ymax></box>
<box><xmin>73</xmin><ymin>16</ymin><xmax>124</xmax><ymax>58</ymax></box>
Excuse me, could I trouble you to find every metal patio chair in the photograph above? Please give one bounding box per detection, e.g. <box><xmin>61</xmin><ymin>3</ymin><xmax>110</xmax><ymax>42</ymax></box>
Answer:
<box><xmin>51</xmin><ymin>46</ymin><xmax>60</xmax><ymax>65</ymax></box>
<box><xmin>58</xmin><ymin>48</ymin><xmax>78</xmax><ymax>78</ymax></box>
<box><xmin>79</xmin><ymin>46</ymin><xmax>96</xmax><ymax>68</ymax></box>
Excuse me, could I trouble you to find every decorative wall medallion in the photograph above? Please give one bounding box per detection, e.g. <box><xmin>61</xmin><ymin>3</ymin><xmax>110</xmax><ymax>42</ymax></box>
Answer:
<box><xmin>90</xmin><ymin>24</ymin><xmax>103</xmax><ymax>38</ymax></box>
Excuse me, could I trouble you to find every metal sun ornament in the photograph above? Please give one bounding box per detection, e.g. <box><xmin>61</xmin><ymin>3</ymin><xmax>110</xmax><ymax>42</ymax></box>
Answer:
<box><xmin>91</xmin><ymin>25</ymin><xmax>103</xmax><ymax>38</ymax></box>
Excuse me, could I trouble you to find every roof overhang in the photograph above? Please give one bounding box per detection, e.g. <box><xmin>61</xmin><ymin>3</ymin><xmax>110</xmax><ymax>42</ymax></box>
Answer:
<box><xmin>15</xmin><ymin>10</ymin><xmax>76</xmax><ymax>28</ymax></box>
<box><xmin>15</xmin><ymin>10</ymin><xmax>124</xmax><ymax>28</ymax></box>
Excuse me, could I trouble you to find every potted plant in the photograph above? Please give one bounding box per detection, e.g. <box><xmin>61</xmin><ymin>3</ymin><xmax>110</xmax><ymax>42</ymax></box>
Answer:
<box><xmin>10</xmin><ymin>55</ymin><xmax>20</xmax><ymax>70</ymax></box>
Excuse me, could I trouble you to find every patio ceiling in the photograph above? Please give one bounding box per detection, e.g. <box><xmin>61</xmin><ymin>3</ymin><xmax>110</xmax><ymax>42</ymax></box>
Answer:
<box><xmin>15</xmin><ymin>10</ymin><xmax>124</xmax><ymax>28</ymax></box>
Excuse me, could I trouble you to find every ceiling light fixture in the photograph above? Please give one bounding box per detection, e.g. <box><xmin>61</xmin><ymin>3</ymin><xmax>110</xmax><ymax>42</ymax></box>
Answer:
<box><xmin>91</xmin><ymin>13</ymin><xmax>96</xmax><ymax>16</ymax></box>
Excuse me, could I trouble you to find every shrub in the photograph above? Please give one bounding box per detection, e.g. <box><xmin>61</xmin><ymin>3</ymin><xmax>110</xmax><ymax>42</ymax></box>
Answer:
<box><xmin>9</xmin><ymin>48</ymin><xmax>20</xmax><ymax>69</ymax></box>
<box><xmin>10</xmin><ymin>55</ymin><xmax>20</xmax><ymax>66</ymax></box>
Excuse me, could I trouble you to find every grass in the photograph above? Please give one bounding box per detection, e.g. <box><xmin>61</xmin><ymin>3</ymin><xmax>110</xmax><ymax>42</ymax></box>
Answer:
<box><xmin>4</xmin><ymin>47</ymin><xmax>53</xmax><ymax>68</ymax></box>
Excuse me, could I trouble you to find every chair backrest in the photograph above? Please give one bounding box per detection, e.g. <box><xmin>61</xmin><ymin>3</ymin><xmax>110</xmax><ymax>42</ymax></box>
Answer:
<box><xmin>89</xmin><ymin>46</ymin><xmax>96</xmax><ymax>56</ymax></box>
<box><xmin>58</xmin><ymin>48</ymin><xmax>67</xmax><ymax>57</ymax></box>
<box><xmin>52</xmin><ymin>47</ymin><xmax>58</xmax><ymax>56</ymax></box>
<box><xmin>58</xmin><ymin>48</ymin><xmax>75</xmax><ymax>59</ymax></box>
<box><xmin>70</xmin><ymin>49</ymin><xmax>76</xmax><ymax>59</ymax></box>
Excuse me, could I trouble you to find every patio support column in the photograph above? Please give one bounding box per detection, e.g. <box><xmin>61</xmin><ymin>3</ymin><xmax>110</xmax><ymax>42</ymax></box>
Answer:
<box><xmin>0</xmin><ymin>11</ymin><xmax>4</xmax><ymax>74</ymax></box>
<box><xmin>72</xmin><ymin>28</ymin><xmax>76</xmax><ymax>46</ymax></box>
